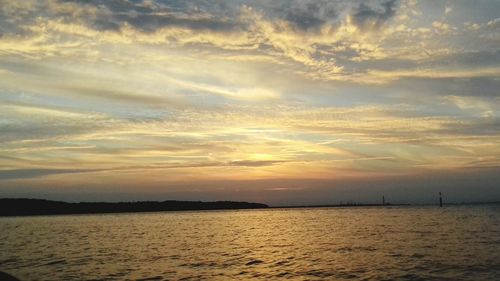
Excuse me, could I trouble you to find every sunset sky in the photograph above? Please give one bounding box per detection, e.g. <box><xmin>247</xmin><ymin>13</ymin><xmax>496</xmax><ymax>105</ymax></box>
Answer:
<box><xmin>1</xmin><ymin>0</ymin><xmax>499</xmax><ymax>205</ymax></box>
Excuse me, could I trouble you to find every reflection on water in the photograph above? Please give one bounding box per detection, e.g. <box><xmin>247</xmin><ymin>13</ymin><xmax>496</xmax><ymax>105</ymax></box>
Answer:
<box><xmin>1</xmin><ymin>205</ymin><xmax>500</xmax><ymax>280</ymax></box>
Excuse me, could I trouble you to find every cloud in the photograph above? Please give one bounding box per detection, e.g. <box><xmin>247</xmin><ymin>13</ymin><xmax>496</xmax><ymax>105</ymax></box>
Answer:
<box><xmin>487</xmin><ymin>18</ymin><xmax>500</xmax><ymax>29</ymax></box>
<box><xmin>0</xmin><ymin>103</ymin><xmax>115</xmax><ymax>143</ymax></box>
<box><xmin>59</xmin><ymin>0</ymin><xmax>240</xmax><ymax>32</ymax></box>
<box><xmin>0</xmin><ymin>160</ymin><xmax>289</xmax><ymax>181</ymax></box>
<box><xmin>0</xmin><ymin>168</ymin><xmax>100</xmax><ymax>180</ymax></box>
<box><xmin>432</xmin><ymin>21</ymin><xmax>451</xmax><ymax>32</ymax></box>
<box><xmin>392</xmin><ymin>76</ymin><xmax>500</xmax><ymax>98</ymax></box>
<box><xmin>257</xmin><ymin>0</ymin><xmax>341</xmax><ymax>31</ymax></box>
<box><xmin>229</xmin><ymin>160</ymin><xmax>287</xmax><ymax>167</ymax></box>
<box><xmin>444</xmin><ymin>5</ymin><xmax>452</xmax><ymax>16</ymax></box>
<box><xmin>0</xmin><ymin>0</ymin><xmax>499</xmax><ymax>201</ymax></box>
<box><xmin>56</xmin><ymin>0</ymin><xmax>397</xmax><ymax>33</ymax></box>
<box><xmin>1</xmin><ymin>0</ymin><xmax>497</xmax><ymax>85</ymax></box>
<box><xmin>350</xmin><ymin>0</ymin><xmax>398</xmax><ymax>30</ymax></box>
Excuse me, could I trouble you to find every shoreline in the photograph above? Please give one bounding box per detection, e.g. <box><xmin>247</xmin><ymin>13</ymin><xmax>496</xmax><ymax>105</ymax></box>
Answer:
<box><xmin>1</xmin><ymin>198</ymin><xmax>498</xmax><ymax>217</ymax></box>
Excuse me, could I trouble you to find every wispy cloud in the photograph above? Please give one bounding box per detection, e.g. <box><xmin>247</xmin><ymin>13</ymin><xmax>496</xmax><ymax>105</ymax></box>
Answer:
<box><xmin>0</xmin><ymin>168</ymin><xmax>101</xmax><ymax>180</ymax></box>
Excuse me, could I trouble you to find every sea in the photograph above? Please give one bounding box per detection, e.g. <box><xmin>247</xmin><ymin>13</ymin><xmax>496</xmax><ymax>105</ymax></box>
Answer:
<box><xmin>1</xmin><ymin>205</ymin><xmax>499</xmax><ymax>281</ymax></box>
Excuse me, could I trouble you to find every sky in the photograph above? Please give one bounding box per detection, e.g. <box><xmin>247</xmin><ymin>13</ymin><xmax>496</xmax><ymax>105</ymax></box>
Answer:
<box><xmin>0</xmin><ymin>0</ymin><xmax>499</xmax><ymax>205</ymax></box>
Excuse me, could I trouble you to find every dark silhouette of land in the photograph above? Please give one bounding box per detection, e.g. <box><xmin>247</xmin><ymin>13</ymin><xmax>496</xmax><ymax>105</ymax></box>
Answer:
<box><xmin>2</xmin><ymin>198</ymin><xmax>497</xmax><ymax>217</ymax></box>
<box><xmin>0</xmin><ymin>198</ymin><xmax>268</xmax><ymax>217</ymax></box>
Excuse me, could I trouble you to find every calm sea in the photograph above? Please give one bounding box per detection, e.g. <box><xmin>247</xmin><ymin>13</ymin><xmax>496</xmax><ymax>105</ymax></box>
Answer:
<box><xmin>1</xmin><ymin>205</ymin><xmax>499</xmax><ymax>281</ymax></box>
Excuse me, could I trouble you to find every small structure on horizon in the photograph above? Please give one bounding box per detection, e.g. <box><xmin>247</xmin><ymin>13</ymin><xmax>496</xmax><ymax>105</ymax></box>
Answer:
<box><xmin>382</xmin><ymin>196</ymin><xmax>385</xmax><ymax>205</ymax></box>
<box><xmin>439</xmin><ymin>192</ymin><xmax>443</xmax><ymax>207</ymax></box>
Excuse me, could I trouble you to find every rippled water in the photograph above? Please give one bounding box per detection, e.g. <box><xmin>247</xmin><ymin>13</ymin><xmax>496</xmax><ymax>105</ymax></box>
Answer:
<box><xmin>1</xmin><ymin>205</ymin><xmax>500</xmax><ymax>281</ymax></box>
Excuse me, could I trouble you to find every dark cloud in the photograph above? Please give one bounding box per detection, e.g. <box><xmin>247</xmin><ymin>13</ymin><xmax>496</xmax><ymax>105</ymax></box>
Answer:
<box><xmin>251</xmin><ymin>0</ymin><xmax>398</xmax><ymax>31</ymax></box>
<box><xmin>57</xmin><ymin>84</ymin><xmax>180</xmax><ymax>106</ymax></box>
<box><xmin>0</xmin><ymin>123</ymin><xmax>90</xmax><ymax>143</ymax></box>
<box><xmin>428</xmin><ymin>50</ymin><xmax>500</xmax><ymax>69</ymax></box>
<box><xmin>351</xmin><ymin>0</ymin><xmax>397</xmax><ymax>29</ymax></box>
<box><xmin>0</xmin><ymin>168</ymin><xmax>100</xmax><ymax>180</ymax></box>
<box><xmin>56</xmin><ymin>0</ymin><xmax>398</xmax><ymax>33</ymax></box>
<box><xmin>0</xmin><ymin>0</ymin><xmax>400</xmax><ymax>37</ymax></box>
<box><xmin>444</xmin><ymin>118</ymin><xmax>500</xmax><ymax>136</ymax></box>
<box><xmin>114</xmin><ymin>13</ymin><xmax>236</xmax><ymax>32</ymax></box>
<box><xmin>116</xmin><ymin>160</ymin><xmax>288</xmax><ymax>170</ymax></box>
<box><xmin>395</xmin><ymin>77</ymin><xmax>500</xmax><ymax>98</ymax></box>
<box><xmin>60</xmin><ymin>0</ymin><xmax>239</xmax><ymax>32</ymax></box>
<box><xmin>341</xmin><ymin>50</ymin><xmax>500</xmax><ymax>73</ymax></box>
<box><xmin>0</xmin><ymin>2</ymin><xmax>46</xmax><ymax>36</ymax></box>
<box><xmin>264</xmin><ymin>0</ymin><xmax>340</xmax><ymax>31</ymax></box>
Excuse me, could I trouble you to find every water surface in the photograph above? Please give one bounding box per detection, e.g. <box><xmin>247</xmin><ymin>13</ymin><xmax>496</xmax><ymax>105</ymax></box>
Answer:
<box><xmin>1</xmin><ymin>205</ymin><xmax>499</xmax><ymax>280</ymax></box>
